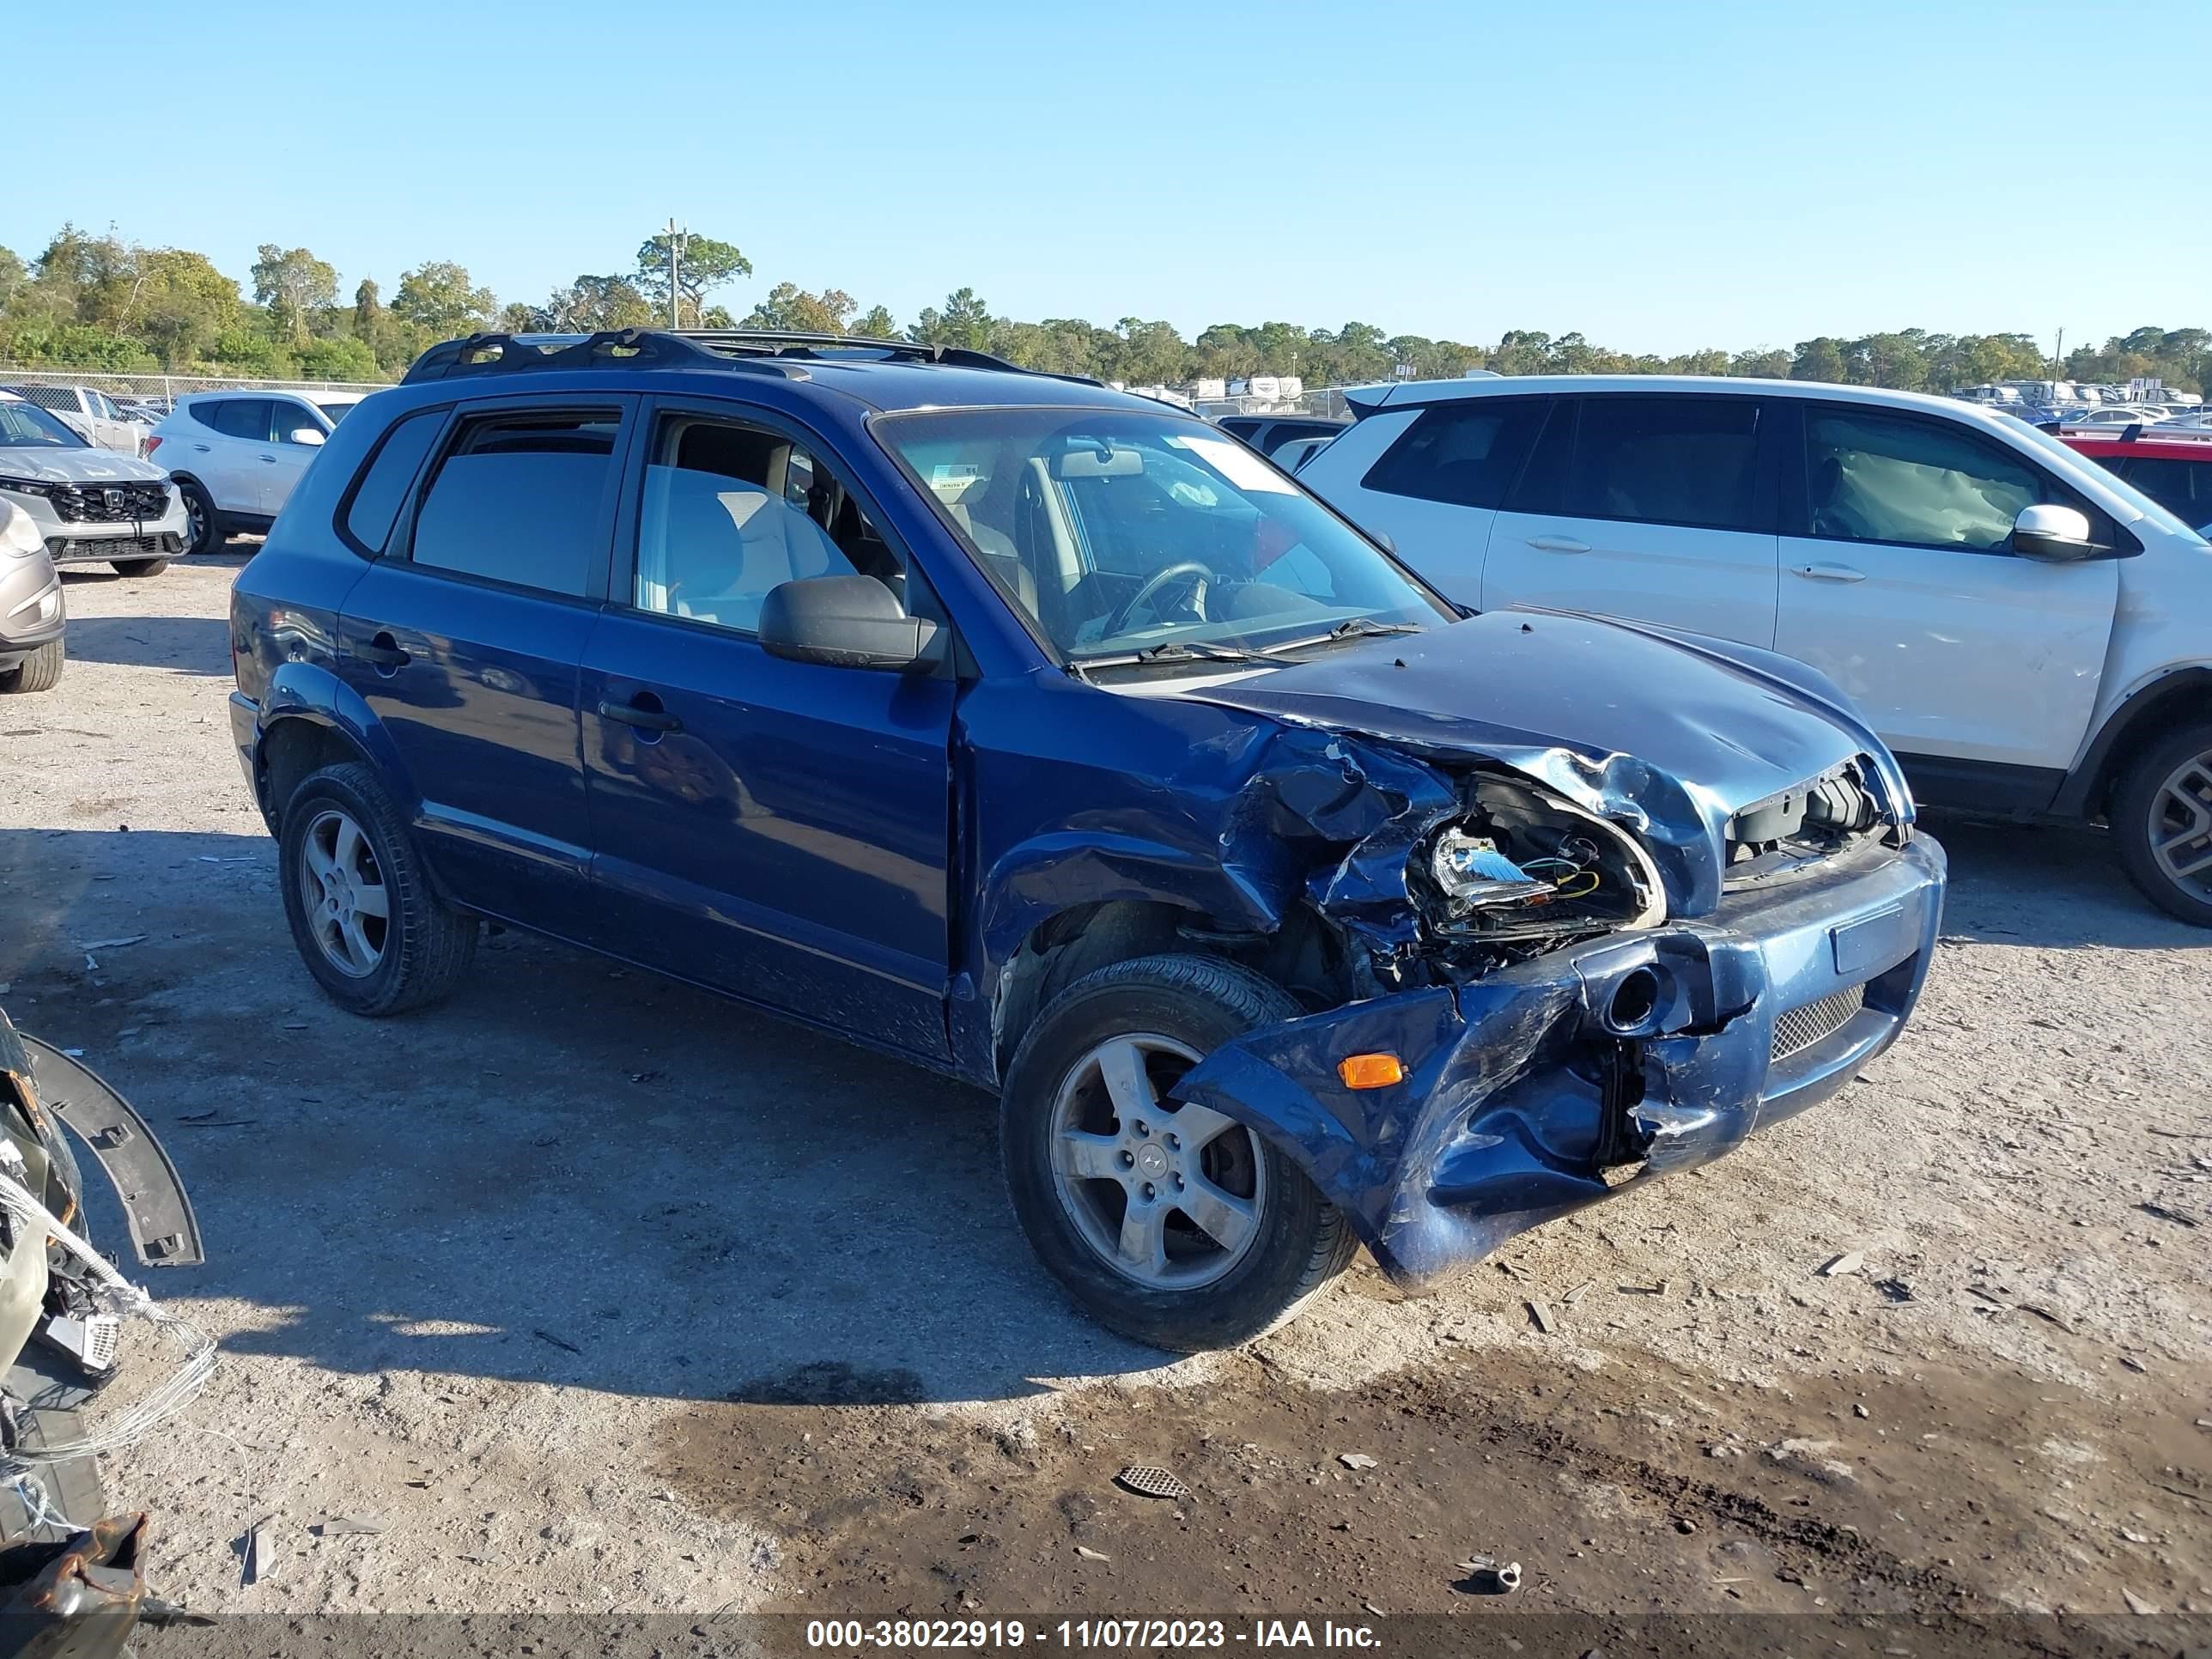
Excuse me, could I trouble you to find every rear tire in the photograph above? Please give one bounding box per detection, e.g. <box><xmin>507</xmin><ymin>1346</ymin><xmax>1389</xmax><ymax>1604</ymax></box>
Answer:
<box><xmin>278</xmin><ymin>762</ymin><xmax>477</xmax><ymax>1015</ymax></box>
<box><xmin>177</xmin><ymin>478</ymin><xmax>218</xmax><ymax>556</ymax></box>
<box><xmin>111</xmin><ymin>557</ymin><xmax>169</xmax><ymax>578</ymax></box>
<box><xmin>1001</xmin><ymin>953</ymin><xmax>1356</xmax><ymax>1351</ymax></box>
<box><xmin>0</xmin><ymin>639</ymin><xmax>64</xmax><ymax>694</ymax></box>
<box><xmin>2113</xmin><ymin>720</ymin><xmax>2212</xmax><ymax>927</ymax></box>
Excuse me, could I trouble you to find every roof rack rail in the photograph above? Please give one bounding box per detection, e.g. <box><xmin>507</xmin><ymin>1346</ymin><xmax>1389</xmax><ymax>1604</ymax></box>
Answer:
<box><xmin>673</xmin><ymin>328</ymin><xmax>1100</xmax><ymax>385</ymax></box>
<box><xmin>399</xmin><ymin>328</ymin><xmax>811</xmax><ymax>386</ymax></box>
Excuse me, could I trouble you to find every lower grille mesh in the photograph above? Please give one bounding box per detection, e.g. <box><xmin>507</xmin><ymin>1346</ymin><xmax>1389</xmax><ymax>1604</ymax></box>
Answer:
<box><xmin>1772</xmin><ymin>984</ymin><xmax>1865</xmax><ymax>1061</ymax></box>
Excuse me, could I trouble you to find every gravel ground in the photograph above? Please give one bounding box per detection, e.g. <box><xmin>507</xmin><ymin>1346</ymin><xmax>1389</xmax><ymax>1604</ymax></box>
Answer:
<box><xmin>0</xmin><ymin>552</ymin><xmax>2206</xmax><ymax>1648</ymax></box>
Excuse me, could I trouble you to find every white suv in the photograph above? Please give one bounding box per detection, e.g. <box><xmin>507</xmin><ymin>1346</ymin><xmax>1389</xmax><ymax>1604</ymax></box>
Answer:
<box><xmin>148</xmin><ymin>390</ymin><xmax>367</xmax><ymax>554</ymax></box>
<box><xmin>1299</xmin><ymin>374</ymin><xmax>2212</xmax><ymax>923</ymax></box>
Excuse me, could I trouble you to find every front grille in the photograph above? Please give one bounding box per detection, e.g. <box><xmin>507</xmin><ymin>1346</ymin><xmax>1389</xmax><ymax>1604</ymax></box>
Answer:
<box><xmin>1771</xmin><ymin>984</ymin><xmax>1865</xmax><ymax>1061</ymax></box>
<box><xmin>48</xmin><ymin>532</ymin><xmax>181</xmax><ymax>560</ymax></box>
<box><xmin>49</xmin><ymin>480</ymin><xmax>171</xmax><ymax>524</ymax></box>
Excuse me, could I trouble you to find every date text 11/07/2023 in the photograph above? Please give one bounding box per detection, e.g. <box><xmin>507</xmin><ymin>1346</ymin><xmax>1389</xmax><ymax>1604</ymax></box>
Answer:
<box><xmin>805</xmin><ymin>1618</ymin><xmax>1383</xmax><ymax>1650</ymax></box>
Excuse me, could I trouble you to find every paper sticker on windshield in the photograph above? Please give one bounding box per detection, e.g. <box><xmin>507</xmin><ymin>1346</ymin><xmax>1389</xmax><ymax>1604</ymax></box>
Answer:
<box><xmin>928</xmin><ymin>461</ymin><xmax>985</xmax><ymax>498</ymax></box>
<box><xmin>1170</xmin><ymin>433</ymin><xmax>1297</xmax><ymax>494</ymax></box>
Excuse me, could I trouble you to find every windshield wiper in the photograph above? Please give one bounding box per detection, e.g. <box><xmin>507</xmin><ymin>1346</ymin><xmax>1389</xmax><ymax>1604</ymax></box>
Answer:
<box><xmin>1259</xmin><ymin>617</ymin><xmax>1426</xmax><ymax>655</ymax></box>
<box><xmin>1069</xmin><ymin>639</ymin><xmax>1279</xmax><ymax>673</ymax></box>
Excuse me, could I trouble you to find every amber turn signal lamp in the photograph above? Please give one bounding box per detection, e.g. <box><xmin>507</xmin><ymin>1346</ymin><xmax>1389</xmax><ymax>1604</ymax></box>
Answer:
<box><xmin>1336</xmin><ymin>1053</ymin><xmax>1405</xmax><ymax>1090</ymax></box>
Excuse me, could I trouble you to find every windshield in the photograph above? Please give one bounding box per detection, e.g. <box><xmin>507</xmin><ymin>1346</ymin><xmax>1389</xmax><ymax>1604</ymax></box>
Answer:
<box><xmin>878</xmin><ymin>407</ymin><xmax>1448</xmax><ymax>661</ymax></box>
<box><xmin>0</xmin><ymin>398</ymin><xmax>88</xmax><ymax>450</ymax></box>
<box><xmin>316</xmin><ymin>402</ymin><xmax>356</xmax><ymax>424</ymax></box>
<box><xmin>2011</xmin><ymin>419</ymin><xmax>2209</xmax><ymax>544</ymax></box>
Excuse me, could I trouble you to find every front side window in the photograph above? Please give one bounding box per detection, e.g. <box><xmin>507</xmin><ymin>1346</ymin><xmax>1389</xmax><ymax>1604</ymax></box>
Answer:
<box><xmin>0</xmin><ymin>399</ymin><xmax>88</xmax><ymax>449</ymax></box>
<box><xmin>1363</xmin><ymin>399</ymin><xmax>1545</xmax><ymax>509</ymax></box>
<box><xmin>879</xmin><ymin>406</ymin><xmax>1448</xmax><ymax>661</ymax></box>
<box><xmin>272</xmin><ymin>400</ymin><xmax>325</xmax><ymax>444</ymax></box>
<box><xmin>630</xmin><ymin>413</ymin><xmax>897</xmax><ymax>636</ymax></box>
<box><xmin>408</xmin><ymin>409</ymin><xmax>619</xmax><ymax>597</ymax></box>
<box><xmin>1803</xmin><ymin>409</ymin><xmax>2051</xmax><ymax>550</ymax></box>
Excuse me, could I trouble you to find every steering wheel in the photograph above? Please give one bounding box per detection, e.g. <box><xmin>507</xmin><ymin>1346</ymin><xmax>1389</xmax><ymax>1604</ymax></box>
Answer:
<box><xmin>1105</xmin><ymin>561</ymin><xmax>1216</xmax><ymax>638</ymax></box>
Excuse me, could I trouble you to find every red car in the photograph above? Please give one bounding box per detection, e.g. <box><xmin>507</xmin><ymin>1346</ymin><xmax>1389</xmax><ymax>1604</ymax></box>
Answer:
<box><xmin>2057</xmin><ymin>423</ymin><xmax>2212</xmax><ymax>535</ymax></box>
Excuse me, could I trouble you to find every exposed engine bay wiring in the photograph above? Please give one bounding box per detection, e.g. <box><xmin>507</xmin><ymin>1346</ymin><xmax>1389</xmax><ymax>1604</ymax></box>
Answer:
<box><xmin>0</xmin><ymin>1171</ymin><xmax>215</xmax><ymax>1469</ymax></box>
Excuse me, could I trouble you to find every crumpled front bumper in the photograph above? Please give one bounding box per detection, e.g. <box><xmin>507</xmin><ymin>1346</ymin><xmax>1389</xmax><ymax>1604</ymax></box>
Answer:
<box><xmin>1175</xmin><ymin>834</ymin><xmax>1947</xmax><ymax>1287</ymax></box>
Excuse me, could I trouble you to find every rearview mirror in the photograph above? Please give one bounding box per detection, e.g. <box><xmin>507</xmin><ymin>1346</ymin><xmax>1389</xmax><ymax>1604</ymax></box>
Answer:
<box><xmin>759</xmin><ymin>574</ymin><xmax>942</xmax><ymax>672</ymax></box>
<box><xmin>2012</xmin><ymin>503</ymin><xmax>2098</xmax><ymax>562</ymax></box>
<box><xmin>288</xmin><ymin>427</ymin><xmax>325</xmax><ymax>447</ymax></box>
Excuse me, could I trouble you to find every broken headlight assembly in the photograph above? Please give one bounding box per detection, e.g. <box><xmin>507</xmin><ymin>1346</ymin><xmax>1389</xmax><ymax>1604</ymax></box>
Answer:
<box><xmin>1415</xmin><ymin>778</ymin><xmax>1665</xmax><ymax>949</ymax></box>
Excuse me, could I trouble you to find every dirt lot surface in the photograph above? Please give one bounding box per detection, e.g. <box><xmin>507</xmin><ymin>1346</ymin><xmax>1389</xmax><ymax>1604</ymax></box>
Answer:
<box><xmin>2</xmin><ymin>551</ymin><xmax>2208</xmax><ymax>1655</ymax></box>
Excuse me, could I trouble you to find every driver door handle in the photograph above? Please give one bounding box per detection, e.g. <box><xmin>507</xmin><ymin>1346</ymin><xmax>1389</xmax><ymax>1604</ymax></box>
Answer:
<box><xmin>1793</xmin><ymin>562</ymin><xmax>1867</xmax><ymax>583</ymax></box>
<box><xmin>1526</xmin><ymin>535</ymin><xmax>1590</xmax><ymax>553</ymax></box>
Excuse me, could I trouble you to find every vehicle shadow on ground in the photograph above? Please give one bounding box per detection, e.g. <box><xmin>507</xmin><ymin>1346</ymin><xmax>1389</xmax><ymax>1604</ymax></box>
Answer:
<box><xmin>54</xmin><ymin>615</ymin><xmax>231</xmax><ymax>675</ymax></box>
<box><xmin>1</xmin><ymin>811</ymin><xmax>2193</xmax><ymax>1412</ymax></box>
<box><xmin>1919</xmin><ymin>811</ymin><xmax>2206</xmax><ymax>950</ymax></box>
<box><xmin>2</xmin><ymin>826</ymin><xmax>1182</xmax><ymax>1409</ymax></box>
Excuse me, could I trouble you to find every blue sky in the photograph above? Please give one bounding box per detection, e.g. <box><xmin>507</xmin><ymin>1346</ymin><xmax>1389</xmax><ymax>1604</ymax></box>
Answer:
<box><xmin>15</xmin><ymin>2</ymin><xmax>2205</xmax><ymax>355</ymax></box>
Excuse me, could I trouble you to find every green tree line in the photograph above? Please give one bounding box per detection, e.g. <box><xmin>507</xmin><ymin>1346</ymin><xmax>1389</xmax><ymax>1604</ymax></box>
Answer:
<box><xmin>3</xmin><ymin>222</ymin><xmax>2205</xmax><ymax>396</ymax></box>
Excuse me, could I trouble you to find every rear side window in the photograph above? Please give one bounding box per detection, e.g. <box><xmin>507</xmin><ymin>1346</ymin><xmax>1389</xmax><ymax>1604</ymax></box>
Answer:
<box><xmin>1565</xmin><ymin>396</ymin><xmax>1765</xmax><ymax>531</ymax></box>
<box><xmin>407</xmin><ymin>409</ymin><xmax>619</xmax><ymax>597</ymax></box>
<box><xmin>341</xmin><ymin>409</ymin><xmax>446</xmax><ymax>556</ymax></box>
<box><xmin>2115</xmin><ymin>456</ymin><xmax>2211</xmax><ymax>526</ymax></box>
<box><xmin>1364</xmin><ymin>399</ymin><xmax>1545</xmax><ymax>509</ymax></box>
<box><xmin>200</xmin><ymin>398</ymin><xmax>271</xmax><ymax>441</ymax></box>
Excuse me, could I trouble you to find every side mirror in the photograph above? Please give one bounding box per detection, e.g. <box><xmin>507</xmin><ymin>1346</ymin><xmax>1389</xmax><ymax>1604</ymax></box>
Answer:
<box><xmin>2012</xmin><ymin>503</ymin><xmax>2098</xmax><ymax>561</ymax></box>
<box><xmin>288</xmin><ymin>427</ymin><xmax>325</xmax><ymax>447</ymax></box>
<box><xmin>758</xmin><ymin>574</ymin><xmax>942</xmax><ymax>672</ymax></box>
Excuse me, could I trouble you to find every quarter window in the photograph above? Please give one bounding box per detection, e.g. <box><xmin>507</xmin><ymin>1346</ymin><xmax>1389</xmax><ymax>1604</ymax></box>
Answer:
<box><xmin>1363</xmin><ymin>399</ymin><xmax>1545</xmax><ymax>509</ymax></box>
<box><xmin>341</xmin><ymin>409</ymin><xmax>446</xmax><ymax>555</ymax></box>
<box><xmin>1804</xmin><ymin>410</ymin><xmax>2049</xmax><ymax>551</ymax></box>
<box><xmin>408</xmin><ymin>410</ymin><xmax>620</xmax><ymax>597</ymax></box>
<box><xmin>630</xmin><ymin>414</ymin><xmax>898</xmax><ymax>636</ymax></box>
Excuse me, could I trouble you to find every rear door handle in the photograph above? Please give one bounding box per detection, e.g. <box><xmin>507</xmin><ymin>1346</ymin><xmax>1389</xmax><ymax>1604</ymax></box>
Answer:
<box><xmin>353</xmin><ymin>632</ymin><xmax>411</xmax><ymax>670</ymax></box>
<box><xmin>1526</xmin><ymin>535</ymin><xmax>1590</xmax><ymax>553</ymax></box>
<box><xmin>191</xmin><ymin>443</ymin><xmax>210</xmax><ymax>453</ymax></box>
<box><xmin>597</xmin><ymin>696</ymin><xmax>682</xmax><ymax>733</ymax></box>
<box><xmin>1793</xmin><ymin>562</ymin><xmax>1868</xmax><ymax>583</ymax></box>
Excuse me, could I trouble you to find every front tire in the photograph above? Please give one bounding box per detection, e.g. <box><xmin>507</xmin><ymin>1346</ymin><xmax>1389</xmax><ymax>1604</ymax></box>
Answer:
<box><xmin>0</xmin><ymin>638</ymin><xmax>64</xmax><ymax>694</ymax></box>
<box><xmin>1001</xmin><ymin>953</ymin><xmax>1356</xmax><ymax>1351</ymax></box>
<box><xmin>2113</xmin><ymin>721</ymin><xmax>2212</xmax><ymax>926</ymax></box>
<box><xmin>278</xmin><ymin>761</ymin><xmax>478</xmax><ymax>1014</ymax></box>
<box><xmin>112</xmin><ymin>557</ymin><xmax>169</xmax><ymax>578</ymax></box>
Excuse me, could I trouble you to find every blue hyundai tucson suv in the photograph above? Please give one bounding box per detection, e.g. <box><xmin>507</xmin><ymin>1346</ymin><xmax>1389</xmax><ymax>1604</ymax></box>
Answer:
<box><xmin>228</xmin><ymin>329</ymin><xmax>1947</xmax><ymax>1351</ymax></box>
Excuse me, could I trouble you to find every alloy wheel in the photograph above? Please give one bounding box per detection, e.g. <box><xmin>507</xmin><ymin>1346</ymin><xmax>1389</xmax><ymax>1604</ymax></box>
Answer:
<box><xmin>299</xmin><ymin>808</ymin><xmax>390</xmax><ymax>977</ymax></box>
<box><xmin>1048</xmin><ymin>1033</ymin><xmax>1268</xmax><ymax>1291</ymax></box>
<box><xmin>2148</xmin><ymin>750</ymin><xmax>2212</xmax><ymax>899</ymax></box>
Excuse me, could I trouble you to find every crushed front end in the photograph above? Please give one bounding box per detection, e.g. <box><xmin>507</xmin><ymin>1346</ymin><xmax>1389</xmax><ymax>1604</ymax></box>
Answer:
<box><xmin>1176</xmin><ymin>618</ymin><xmax>1948</xmax><ymax>1286</ymax></box>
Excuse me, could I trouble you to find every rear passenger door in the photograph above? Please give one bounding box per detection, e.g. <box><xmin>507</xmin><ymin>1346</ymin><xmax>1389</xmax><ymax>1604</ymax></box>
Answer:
<box><xmin>334</xmin><ymin>397</ymin><xmax>635</xmax><ymax>925</ymax></box>
<box><xmin>1483</xmin><ymin>394</ymin><xmax>1782</xmax><ymax>647</ymax></box>
<box><xmin>576</xmin><ymin>397</ymin><xmax>956</xmax><ymax>1060</ymax></box>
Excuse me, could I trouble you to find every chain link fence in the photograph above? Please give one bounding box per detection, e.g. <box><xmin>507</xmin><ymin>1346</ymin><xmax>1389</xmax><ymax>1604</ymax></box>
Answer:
<box><xmin>0</xmin><ymin>367</ymin><xmax>388</xmax><ymax>403</ymax></box>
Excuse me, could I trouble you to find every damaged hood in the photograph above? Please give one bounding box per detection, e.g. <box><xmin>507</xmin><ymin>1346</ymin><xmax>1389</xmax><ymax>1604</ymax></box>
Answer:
<box><xmin>1189</xmin><ymin>610</ymin><xmax>1895</xmax><ymax>917</ymax></box>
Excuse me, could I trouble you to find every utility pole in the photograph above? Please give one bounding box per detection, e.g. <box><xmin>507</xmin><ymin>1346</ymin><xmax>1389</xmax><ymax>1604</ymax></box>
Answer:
<box><xmin>664</xmin><ymin>217</ymin><xmax>688</xmax><ymax>330</ymax></box>
<box><xmin>2053</xmin><ymin>326</ymin><xmax>2064</xmax><ymax>377</ymax></box>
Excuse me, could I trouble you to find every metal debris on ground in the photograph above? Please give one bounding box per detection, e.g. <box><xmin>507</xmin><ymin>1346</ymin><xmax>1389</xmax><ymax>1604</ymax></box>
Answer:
<box><xmin>2137</xmin><ymin>1202</ymin><xmax>2197</xmax><ymax>1228</ymax></box>
<box><xmin>1527</xmin><ymin>1299</ymin><xmax>1557</xmax><ymax>1334</ymax></box>
<box><xmin>244</xmin><ymin>1516</ymin><xmax>278</xmax><ymax>1584</ymax></box>
<box><xmin>1337</xmin><ymin>1453</ymin><xmax>1378</xmax><ymax>1471</ymax></box>
<box><xmin>1454</xmin><ymin>1555</ymin><xmax>1522</xmax><ymax>1594</ymax></box>
<box><xmin>1115</xmin><ymin>1466</ymin><xmax>1189</xmax><ymax>1501</ymax></box>
<box><xmin>1073</xmin><ymin>1546</ymin><xmax>1110</xmax><ymax>1563</ymax></box>
<box><xmin>532</xmin><ymin>1328</ymin><xmax>583</xmax><ymax>1355</ymax></box>
<box><xmin>1819</xmin><ymin>1251</ymin><xmax>1864</xmax><ymax>1277</ymax></box>
<box><xmin>312</xmin><ymin>1515</ymin><xmax>386</xmax><ymax>1535</ymax></box>
<box><xmin>80</xmin><ymin>937</ymin><xmax>148</xmax><ymax>951</ymax></box>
